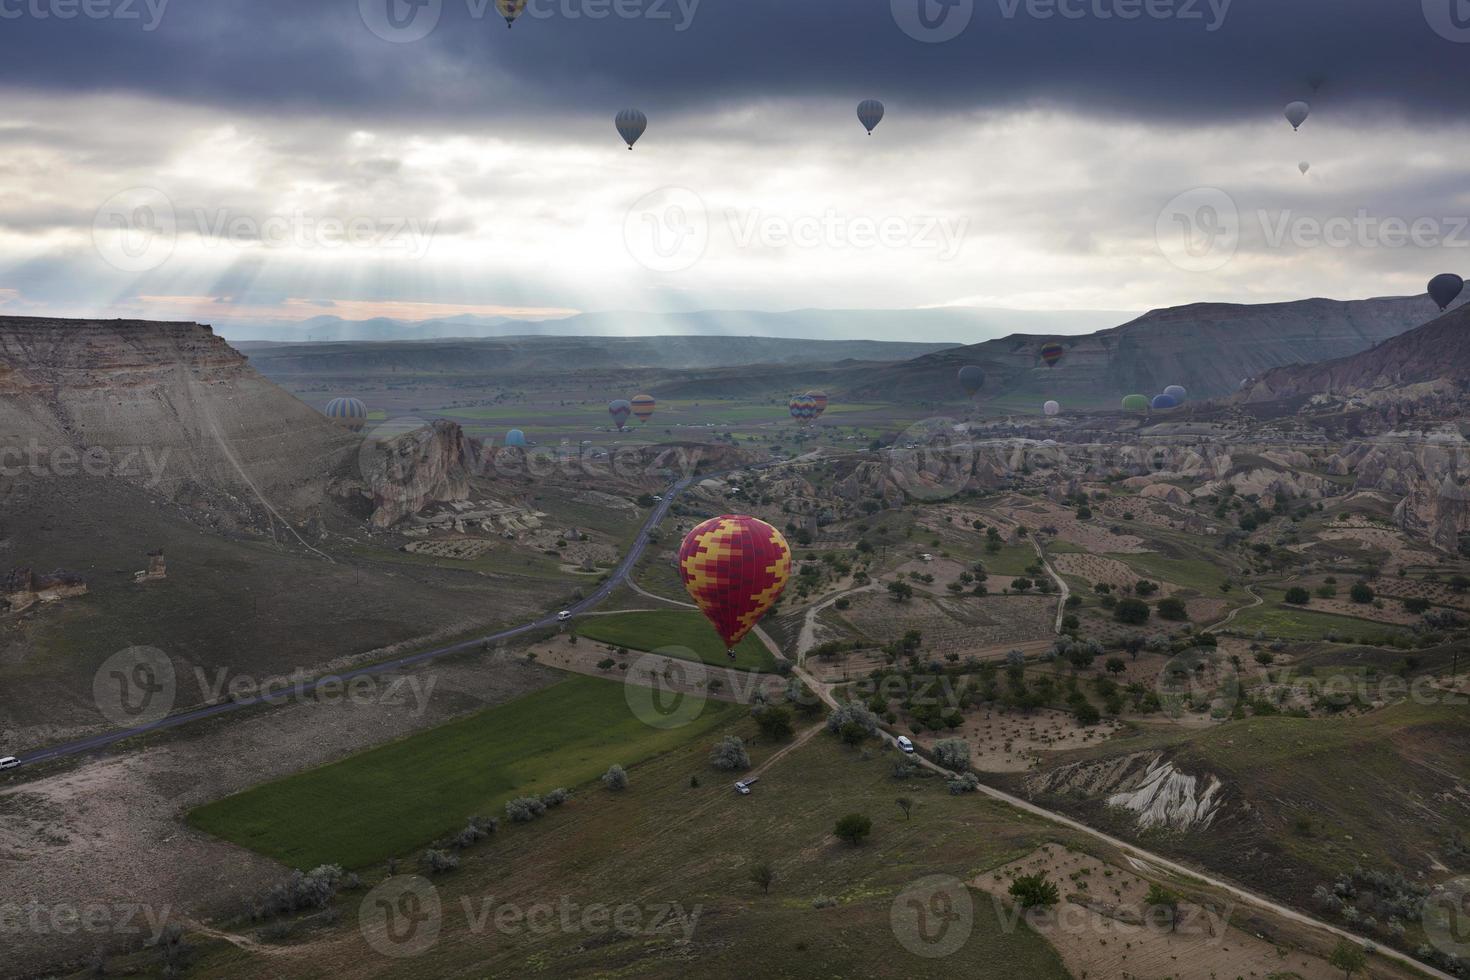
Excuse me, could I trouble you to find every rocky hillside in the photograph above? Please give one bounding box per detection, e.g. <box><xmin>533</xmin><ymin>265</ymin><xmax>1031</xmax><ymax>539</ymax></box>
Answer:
<box><xmin>844</xmin><ymin>293</ymin><xmax>1462</xmax><ymax>406</ymax></box>
<box><xmin>0</xmin><ymin>317</ymin><xmax>354</xmax><ymax>516</ymax></box>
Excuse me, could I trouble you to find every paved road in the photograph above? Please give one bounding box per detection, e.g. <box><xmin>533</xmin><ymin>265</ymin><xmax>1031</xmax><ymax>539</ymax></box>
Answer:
<box><xmin>15</xmin><ymin>476</ymin><xmax>694</xmax><ymax>768</ymax></box>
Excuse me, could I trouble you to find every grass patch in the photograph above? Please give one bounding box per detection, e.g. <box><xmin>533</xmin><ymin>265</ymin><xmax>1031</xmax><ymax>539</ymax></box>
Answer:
<box><xmin>1228</xmin><ymin>591</ymin><xmax>1408</xmax><ymax>643</ymax></box>
<box><xmin>575</xmin><ymin>610</ymin><xmax>776</xmax><ymax>671</ymax></box>
<box><xmin>187</xmin><ymin>674</ymin><xmax>736</xmax><ymax>870</ymax></box>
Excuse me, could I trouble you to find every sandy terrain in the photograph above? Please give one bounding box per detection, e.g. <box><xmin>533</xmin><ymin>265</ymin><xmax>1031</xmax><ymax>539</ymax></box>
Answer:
<box><xmin>995</xmin><ymin>498</ymin><xmax>1152</xmax><ymax>553</ymax></box>
<box><xmin>1319</xmin><ymin>525</ymin><xmax>1440</xmax><ymax>567</ymax></box>
<box><xmin>838</xmin><ymin>591</ymin><xmax>1055</xmax><ymax>658</ymax></box>
<box><xmin>1050</xmin><ymin>554</ymin><xmax>1177</xmax><ymax>594</ymax></box>
<box><xmin>911</xmin><ymin>707</ymin><xmax>1122</xmax><ymax>772</ymax></box>
<box><xmin>0</xmin><ymin>653</ymin><xmax>554</xmax><ymax>976</ymax></box>
<box><xmin>973</xmin><ymin>846</ymin><xmax>1345</xmax><ymax>980</ymax></box>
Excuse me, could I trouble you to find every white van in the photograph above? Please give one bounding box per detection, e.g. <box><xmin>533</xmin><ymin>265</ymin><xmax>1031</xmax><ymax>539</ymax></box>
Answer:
<box><xmin>0</xmin><ymin>757</ymin><xmax>20</xmax><ymax>770</ymax></box>
<box><xmin>557</xmin><ymin>611</ymin><xmax>572</xmax><ymax>622</ymax></box>
<box><xmin>896</xmin><ymin>736</ymin><xmax>915</xmax><ymax>754</ymax></box>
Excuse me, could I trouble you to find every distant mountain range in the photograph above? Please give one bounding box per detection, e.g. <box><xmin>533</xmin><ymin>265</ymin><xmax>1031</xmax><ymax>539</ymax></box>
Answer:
<box><xmin>843</xmin><ymin>293</ymin><xmax>1468</xmax><ymax>408</ymax></box>
<box><xmin>212</xmin><ymin>306</ymin><xmax>1135</xmax><ymax>345</ymax></box>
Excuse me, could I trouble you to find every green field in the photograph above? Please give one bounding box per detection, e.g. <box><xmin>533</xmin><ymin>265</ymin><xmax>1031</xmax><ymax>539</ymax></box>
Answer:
<box><xmin>188</xmin><ymin>675</ymin><xmax>737</xmax><ymax>869</ymax></box>
<box><xmin>575</xmin><ymin>610</ymin><xmax>777</xmax><ymax>671</ymax></box>
<box><xmin>1108</xmin><ymin>550</ymin><xmax>1229</xmax><ymax>593</ymax></box>
<box><xmin>1228</xmin><ymin>591</ymin><xmax>1409</xmax><ymax>642</ymax></box>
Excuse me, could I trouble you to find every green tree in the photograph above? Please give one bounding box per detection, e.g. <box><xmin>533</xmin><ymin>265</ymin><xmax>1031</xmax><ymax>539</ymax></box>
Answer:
<box><xmin>1144</xmin><ymin>883</ymin><xmax>1179</xmax><ymax>932</ymax></box>
<box><xmin>833</xmin><ymin>813</ymin><xmax>873</xmax><ymax>846</ymax></box>
<box><xmin>748</xmin><ymin>860</ymin><xmax>775</xmax><ymax>895</ymax></box>
<box><xmin>1008</xmin><ymin>873</ymin><xmax>1059</xmax><ymax>910</ymax></box>
<box><xmin>1349</xmin><ymin>582</ymin><xmax>1374</xmax><ymax>604</ymax></box>
<box><xmin>755</xmin><ymin>705</ymin><xmax>795</xmax><ymax>741</ymax></box>
<box><xmin>895</xmin><ymin>796</ymin><xmax>913</xmax><ymax>821</ymax></box>
<box><xmin>1157</xmin><ymin>597</ymin><xmax>1188</xmax><ymax>621</ymax></box>
<box><xmin>1328</xmin><ymin>939</ymin><xmax>1366</xmax><ymax>978</ymax></box>
<box><xmin>887</xmin><ymin>580</ymin><xmax>914</xmax><ymax>603</ymax></box>
<box><xmin>1284</xmin><ymin>587</ymin><xmax>1310</xmax><ymax>605</ymax></box>
<box><xmin>1114</xmin><ymin>597</ymin><xmax>1150</xmax><ymax>625</ymax></box>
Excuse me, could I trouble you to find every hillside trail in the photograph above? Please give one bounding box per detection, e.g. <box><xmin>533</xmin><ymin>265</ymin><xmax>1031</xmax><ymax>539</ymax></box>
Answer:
<box><xmin>1205</xmin><ymin>584</ymin><xmax>1262</xmax><ymax>633</ymax></box>
<box><xmin>1029</xmin><ymin>535</ymin><xmax>1070</xmax><ymax>632</ymax></box>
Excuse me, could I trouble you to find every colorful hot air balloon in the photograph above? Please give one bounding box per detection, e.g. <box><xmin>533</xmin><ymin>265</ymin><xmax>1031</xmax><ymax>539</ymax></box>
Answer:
<box><xmin>678</xmin><ymin>515</ymin><xmax>792</xmax><ymax>659</ymax></box>
<box><xmin>631</xmin><ymin>394</ymin><xmax>656</xmax><ymax>423</ymax></box>
<box><xmin>615</xmin><ymin>109</ymin><xmax>647</xmax><ymax>149</ymax></box>
<box><xmin>789</xmin><ymin>394</ymin><xmax>818</xmax><ymax>423</ymax></box>
<box><xmin>1429</xmin><ymin>273</ymin><xmax>1465</xmax><ymax>312</ymax></box>
<box><xmin>325</xmin><ymin>397</ymin><xmax>368</xmax><ymax>432</ymax></box>
<box><xmin>505</xmin><ymin>429</ymin><xmax>527</xmax><ymax>447</ymax></box>
<box><xmin>1163</xmin><ymin>385</ymin><xmax>1187</xmax><ymax>402</ymax></box>
<box><xmin>1122</xmin><ymin>394</ymin><xmax>1149</xmax><ymax>412</ymax></box>
<box><xmin>1151</xmin><ymin>393</ymin><xmax>1179</xmax><ymax>411</ymax></box>
<box><xmin>1043</xmin><ymin>400</ymin><xmax>1060</xmax><ymax>417</ymax></box>
<box><xmin>1284</xmin><ymin>100</ymin><xmax>1310</xmax><ymax>131</ymax></box>
<box><xmin>857</xmin><ymin>99</ymin><xmax>885</xmax><ymax>135</ymax></box>
<box><xmin>807</xmin><ymin>391</ymin><xmax>829</xmax><ymax>418</ymax></box>
<box><xmin>496</xmin><ymin>0</ymin><xmax>526</xmax><ymax>27</ymax></box>
<box><xmin>1040</xmin><ymin>343</ymin><xmax>1065</xmax><ymax>368</ymax></box>
<box><xmin>957</xmin><ymin>365</ymin><xmax>985</xmax><ymax>397</ymax></box>
<box><xmin>609</xmin><ymin>399</ymin><xmax>633</xmax><ymax>429</ymax></box>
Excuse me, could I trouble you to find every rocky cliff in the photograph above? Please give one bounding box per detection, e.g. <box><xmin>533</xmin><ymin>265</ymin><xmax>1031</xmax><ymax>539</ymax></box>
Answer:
<box><xmin>0</xmin><ymin>317</ymin><xmax>355</xmax><ymax>517</ymax></box>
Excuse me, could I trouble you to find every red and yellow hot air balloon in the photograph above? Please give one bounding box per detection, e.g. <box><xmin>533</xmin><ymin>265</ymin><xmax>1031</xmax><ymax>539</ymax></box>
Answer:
<box><xmin>1040</xmin><ymin>342</ymin><xmax>1065</xmax><ymax>368</ymax></box>
<box><xmin>678</xmin><ymin>515</ymin><xmax>792</xmax><ymax>659</ymax></box>
<box><xmin>631</xmin><ymin>393</ymin><xmax>656</xmax><ymax>423</ymax></box>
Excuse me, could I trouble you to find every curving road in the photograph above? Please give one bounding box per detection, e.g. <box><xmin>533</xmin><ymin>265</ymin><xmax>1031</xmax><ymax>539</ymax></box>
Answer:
<box><xmin>15</xmin><ymin>476</ymin><xmax>694</xmax><ymax>768</ymax></box>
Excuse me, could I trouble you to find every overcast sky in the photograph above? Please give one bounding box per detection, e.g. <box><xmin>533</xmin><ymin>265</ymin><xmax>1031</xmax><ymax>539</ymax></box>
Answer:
<box><xmin>0</xmin><ymin>0</ymin><xmax>1467</xmax><ymax>334</ymax></box>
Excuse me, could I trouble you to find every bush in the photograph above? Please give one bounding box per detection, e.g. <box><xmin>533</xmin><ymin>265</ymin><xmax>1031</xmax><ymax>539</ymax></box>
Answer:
<box><xmin>1008</xmin><ymin>873</ymin><xmax>1059</xmax><ymax>910</ymax></box>
<box><xmin>1156</xmin><ymin>597</ymin><xmax>1188</xmax><ymax>621</ymax></box>
<box><xmin>420</xmin><ymin>849</ymin><xmax>460</xmax><ymax>874</ymax></box>
<box><xmin>755</xmin><ymin>704</ymin><xmax>795</xmax><ymax>741</ymax></box>
<box><xmin>1074</xmin><ymin>701</ymin><xmax>1101</xmax><ymax>726</ymax></box>
<box><xmin>825</xmin><ymin>702</ymin><xmax>880</xmax><ymax>739</ymax></box>
<box><xmin>250</xmin><ymin>865</ymin><xmax>348</xmax><ymax>919</ymax></box>
<box><xmin>1350</xmin><ymin>582</ymin><xmax>1374</xmax><ymax>604</ymax></box>
<box><xmin>1284</xmin><ymin>587</ymin><xmax>1311</xmax><ymax>605</ymax></box>
<box><xmin>947</xmin><ymin>772</ymin><xmax>980</xmax><ymax>795</ymax></box>
<box><xmin>833</xmin><ymin>813</ymin><xmax>873</xmax><ymax>846</ymax></box>
<box><xmin>541</xmin><ymin>787</ymin><xmax>570</xmax><ymax>807</ymax></box>
<box><xmin>1114</xmin><ymin>598</ymin><xmax>1150</xmax><ymax>625</ymax></box>
<box><xmin>506</xmin><ymin>796</ymin><xmax>547</xmax><ymax>822</ymax></box>
<box><xmin>933</xmin><ymin>738</ymin><xmax>971</xmax><ymax>772</ymax></box>
<box><xmin>602</xmin><ymin>764</ymin><xmax>629</xmax><ymax>790</ymax></box>
<box><xmin>710</xmin><ymin>735</ymin><xmax>751</xmax><ymax>771</ymax></box>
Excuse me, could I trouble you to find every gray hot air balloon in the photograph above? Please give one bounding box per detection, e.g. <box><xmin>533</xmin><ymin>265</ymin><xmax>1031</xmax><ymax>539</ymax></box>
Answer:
<box><xmin>1299</xmin><ymin>161</ymin><xmax>1310</xmax><ymax>175</ymax></box>
<box><xmin>957</xmin><ymin>365</ymin><xmax>985</xmax><ymax>397</ymax></box>
<box><xmin>857</xmin><ymin>99</ymin><xmax>885</xmax><ymax>135</ymax></box>
<box><xmin>1163</xmin><ymin>385</ymin><xmax>1187</xmax><ymax>402</ymax></box>
<box><xmin>1429</xmin><ymin>273</ymin><xmax>1465</xmax><ymax>312</ymax></box>
<box><xmin>1284</xmin><ymin>101</ymin><xmax>1310</xmax><ymax>131</ymax></box>
<box><xmin>1043</xmin><ymin>400</ymin><xmax>1060</xmax><ymax>417</ymax></box>
<box><xmin>608</xmin><ymin>399</ymin><xmax>633</xmax><ymax>429</ymax></box>
<box><xmin>615</xmin><ymin>109</ymin><xmax>647</xmax><ymax>150</ymax></box>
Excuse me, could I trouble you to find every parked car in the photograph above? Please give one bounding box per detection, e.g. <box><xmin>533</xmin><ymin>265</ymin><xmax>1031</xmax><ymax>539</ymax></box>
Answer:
<box><xmin>734</xmin><ymin>776</ymin><xmax>760</xmax><ymax>795</ymax></box>
<box><xmin>896</xmin><ymin>736</ymin><xmax>915</xmax><ymax>754</ymax></box>
<box><xmin>0</xmin><ymin>757</ymin><xmax>20</xmax><ymax>771</ymax></box>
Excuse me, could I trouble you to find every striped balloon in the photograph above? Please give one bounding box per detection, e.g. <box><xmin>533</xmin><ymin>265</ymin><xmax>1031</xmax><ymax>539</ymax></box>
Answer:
<box><xmin>608</xmin><ymin>399</ymin><xmax>633</xmax><ymax>429</ymax></box>
<box><xmin>857</xmin><ymin>99</ymin><xmax>885</xmax><ymax>135</ymax></box>
<box><xmin>631</xmin><ymin>393</ymin><xmax>656</xmax><ymax>422</ymax></box>
<box><xmin>679</xmin><ymin>515</ymin><xmax>792</xmax><ymax>656</ymax></box>
<box><xmin>324</xmin><ymin>397</ymin><xmax>367</xmax><ymax>432</ymax></box>
<box><xmin>789</xmin><ymin>394</ymin><xmax>818</xmax><ymax>422</ymax></box>
<box><xmin>615</xmin><ymin>108</ymin><xmax>647</xmax><ymax>149</ymax></box>
<box><xmin>1040</xmin><ymin>342</ymin><xmax>1065</xmax><ymax>368</ymax></box>
<box><xmin>807</xmin><ymin>391</ymin><xmax>829</xmax><ymax>417</ymax></box>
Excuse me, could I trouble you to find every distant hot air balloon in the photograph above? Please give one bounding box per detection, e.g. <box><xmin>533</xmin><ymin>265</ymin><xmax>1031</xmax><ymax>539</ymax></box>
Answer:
<box><xmin>324</xmin><ymin>397</ymin><xmax>368</xmax><ymax>432</ymax></box>
<box><xmin>496</xmin><ymin>0</ymin><xmax>526</xmax><ymax>26</ymax></box>
<box><xmin>615</xmin><ymin>109</ymin><xmax>647</xmax><ymax>150</ymax></box>
<box><xmin>857</xmin><ymin>99</ymin><xmax>885</xmax><ymax>135</ymax></box>
<box><xmin>1299</xmin><ymin>161</ymin><xmax>1310</xmax><ymax>175</ymax></box>
<box><xmin>1239</xmin><ymin>378</ymin><xmax>1251</xmax><ymax>391</ymax></box>
<box><xmin>1122</xmin><ymin>394</ymin><xmax>1149</xmax><ymax>412</ymax></box>
<box><xmin>1429</xmin><ymin>273</ymin><xmax>1465</xmax><ymax>312</ymax></box>
<box><xmin>1163</xmin><ymin>385</ymin><xmax>1188</xmax><ymax>402</ymax></box>
<box><xmin>807</xmin><ymin>391</ymin><xmax>829</xmax><ymax>418</ymax></box>
<box><xmin>678</xmin><ymin>515</ymin><xmax>792</xmax><ymax>659</ymax></box>
<box><xmin>1043</xmin><ymin>400</ymin><xmax>1060</xmax><ymax>417</ymax></box>
<box><xmin>789</xmin><ymin>394</ymin><xmax>818</xmax><ymax>422</ymax></box>
<box><xmin>505</xmin><ymin>429</ymin><xmax>527</xmax><ymax>447</ymax></box>
<box><xmin>957</xmin><ymin>366</ymin><xmax>985</xmax><ymax>397</ymax></box>
<box><xmin>609</xmin><ymin>399</ymin><xmax>633</xmax><ymax>429</ymax></box>
<box><xmin>1040</xmin><ymin>343</ymin><xmax>1065</xmax><ymax>368</ymax></box>
<box><xmin>1284</xmin><ymin>101</ymin><xmax>1310</xmax><ymax>131</ymax></box>
<box><xmin>1151</xmin><ymin>394</ymin><xmax>1179</xmax><ymax>411</ymax></box>
<box><xmin>631</xmin><ymin>394</ymin><xmax>656</xmax><ymax>423</ymax></box>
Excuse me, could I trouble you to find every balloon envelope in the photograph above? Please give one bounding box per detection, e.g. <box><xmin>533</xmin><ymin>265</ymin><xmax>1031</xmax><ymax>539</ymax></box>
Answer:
<box><xmin>1284</xmin><ymin>101</ymin><xmax>1310</xmax><ymax>130</ymax></box>
<box><xmin>324</xmin><ymin>397</ymin><xmax>368</xmax><ymax>432</ymax></box>
<box><xmin>1043</xmin><ymin>400</ymin><xmax>1060</xmax><ymax>417</ymax></box>
<box><xmin>1299</xmin><ymin>161</ymin><xmax>1310</xmax><ymax>175</ymax></box>
<box><xmin>1163</xmin><ymin>385</ymin><xmax>1187</xmax><ymax>402</ymax></box>
<box><xmin>678</xmin><ymin>515</ymin><xmax>792</xmax><ymax>653</ymax></box>
<box><xmin>631</xmin><ymin>394</ymin><xmax>656</xmax><ymax>422</ymax></box>
<box><xmin>789</xmin><ymin>394</ymin><xmax>818</xmax><ymax>421</ymax></box>
<box><xmin>957</xmin><ymin>365</ymin><xmax>985</xmax><ymax>396</ymax></box>
<box><xmin>857</xmin><ymin>99</ymin><xmax>885</xmax><ymax>134</ymax></box>
<box><xmin>608</xmin><ymin>399</ymin><xmax>633</xmax><ymax>428</ymax></box>
<box><xmin>1122</xmin><ymin>394</ymin><xmax>1149</xmax><ymax>412</ymax></box>
<box><xmin>1151</xmin><ymin>394</ymin><xmax>1179</xmax><ymax>411</ymax></box>
<box><xmin>1428</xmin><ymin>273</ymin><xmax>1465</xmax><ymax>312</ymax></box>
<box><xmin>505</xmin><ymin>429</ymin><xmax>527</xmax><ymax>447</ymax></box>
<box><xmin>1040</xmin><ymin>342</ymin><xmax>1065</xmax><ymax>367</ymax></box>
<box><xmin>807</xmin><ymin>391</ymin><xmax>829</xmax><ymax>417</ymax></box>
<box><xmin>496</xmin><ymin>0</ymin><xmax>526</xmax><ymax>25</ymax></box>
<box><xmin>615</xmin><ymin>108</ymin><xmax>647</xmax><ymax>149</ymax></box>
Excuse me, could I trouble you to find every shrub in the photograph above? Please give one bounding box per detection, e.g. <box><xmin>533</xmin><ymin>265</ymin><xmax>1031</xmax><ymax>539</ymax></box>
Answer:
<box><xmin>933</xmin><ymin>738</ymin><xmax>971</xmax><ymax>772</ymax></box>
<box><xmin>1350</xmin><ymin>582</ymin><xmax>1374</xmax><ymax>604</ymax></box>
<box><xmin>1284</xmin><ymin>587</ymin><xmax>1310</xmax><ymax>605</ymax></box>
<box><xmin>420</xmin><ymin>849</ymin><xmax>460</xmax><ymax>874</ymax></box>
<box><xmin>755</xmin><ymin>705</ymin><xmax>795</xmax><ymax>741</ymax></box>
<box><xmin>833</xmin><ymin>813</ymin><xmax>873</xmax><ymax>846</ymax></box>
<box><xmin>825</xmin><ymin>701</ymin><xmax>880</xmax><ymax>739</ymax></box>
<box><xmin>948</xmin><ymin>772</ymin><xmax>980</xmax><ymax>795</ymax></box>
<box><xmin>1008</xmin><ymin>873</ymin><xmax>1059</xmax><ymax>910</ymax></box>
<box><xmin>1156</xmin><ymin>597</ymin><xmax>1188</xmax><ymax>621</ymax></box>
<box><xmin>506</xmin><ymin>796</ymin><xmax>547</xmax><ymax>822</ymax></box>
<box><xmin>710</xmin><ymin>735</ymin><xmax>751</xmax><ymax>771</ymax></box>
<box><xmin>541</xmin><ymin>787</ymin><xmax>570</xmax><ymax>807</ymax></box>
<box><xmin>602</xmin><ymin>764</ymin><xmax>629</xmax><ymax>790</ymax></box>
<box><xmin>1114</xmin><ymin>598</ymin><xmax>1150</xmax><ymax>625</ymax></box>
<box><xmin>251</xmin><ymin>865</ymin><xmax>347</xmax><ymax>920</ymax></box>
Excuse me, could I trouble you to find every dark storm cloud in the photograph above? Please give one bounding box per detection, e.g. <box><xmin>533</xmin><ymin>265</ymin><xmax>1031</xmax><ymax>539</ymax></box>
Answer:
<box><xmin>0</xmin><ymin>0</ymin><xmax>1467</xmax><ymax>127</ymax></box>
